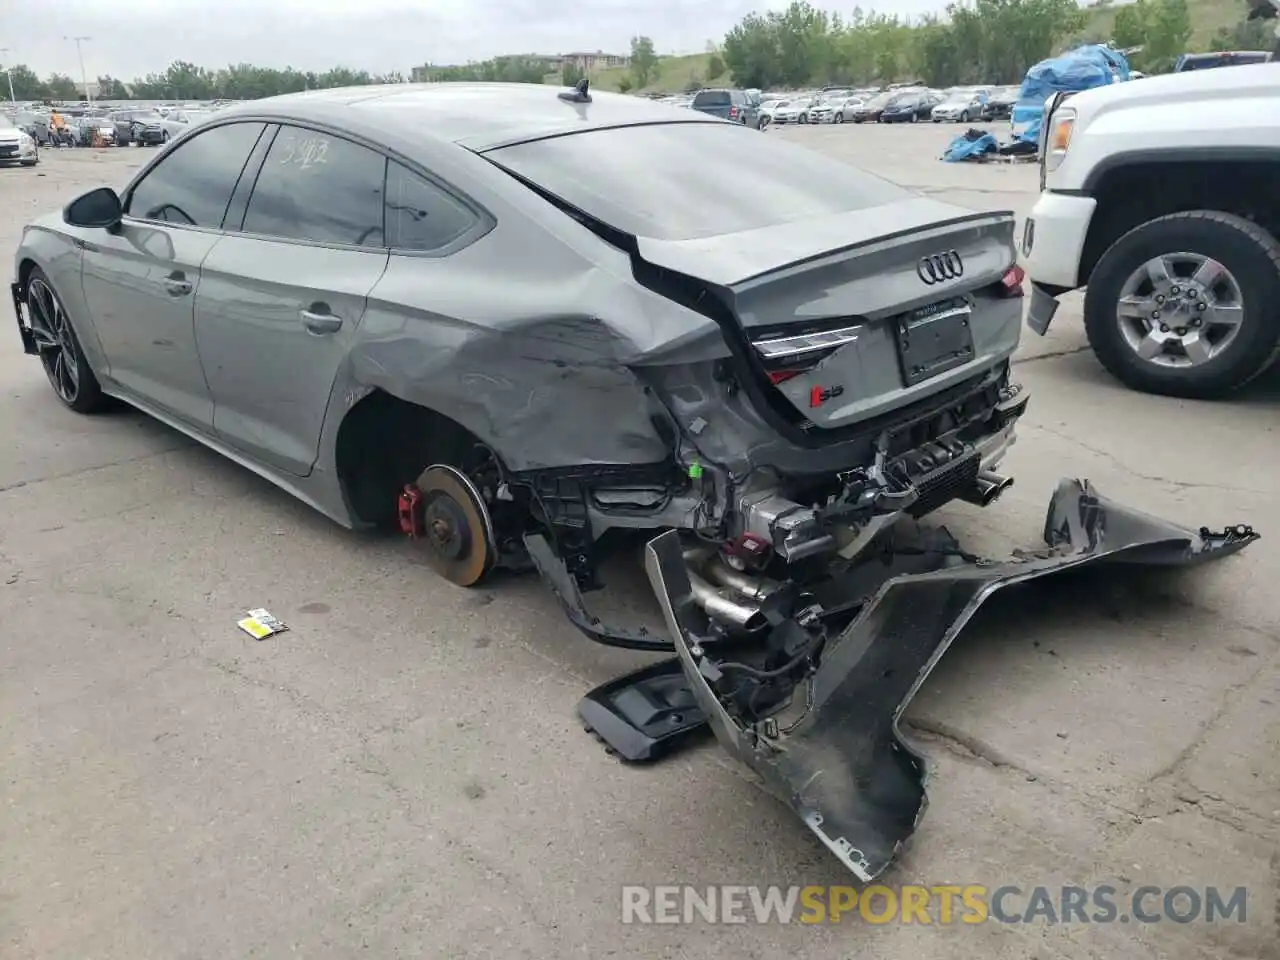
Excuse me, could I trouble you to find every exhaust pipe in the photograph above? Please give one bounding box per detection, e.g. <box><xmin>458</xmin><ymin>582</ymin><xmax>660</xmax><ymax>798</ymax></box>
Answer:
<box><xmin>959</xmin><ymin>470</ymin><xmax>1014</xmax><ymax>508</ymax></box>
<box><xmin>688</xmin><ymin>571</ymin><xmax>768</xmax><ymax>632</ymax></box>
<box><xmin>682</xmin><ymin>546</ymin><xmax>770</xmax><ymax>632</ymax></box>
<box><xmin>702</xmin><ymin>554</ymin><xmax>784</xmax><ymax>601</ymax></box>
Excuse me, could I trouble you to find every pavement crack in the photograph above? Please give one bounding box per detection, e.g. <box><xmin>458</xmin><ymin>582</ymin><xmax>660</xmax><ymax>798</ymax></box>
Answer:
<box><xmin>904</xmin><ymin>717</ymin><xmax>1028</xmax><ymax>772</ymax></box>
<box><xmin>1012</xmin><ymin>345</ymin><xmax>1091</xmax><ymax>364</ymax></box>
<box><xmin>0</xmin><ymin>446</ymin><xmax>188</xmax><ymax>494</ymax></box>
<box><xmin>1023</xmin><ymin>423</ymin><xmax>1272</xmax><ymax>495</ymax></box>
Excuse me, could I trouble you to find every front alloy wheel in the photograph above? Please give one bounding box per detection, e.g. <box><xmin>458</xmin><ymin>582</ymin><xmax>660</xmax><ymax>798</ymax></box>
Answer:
<box><xmin>25</xmin><ymin>271</ymin><xmax>107</xmax><ymax>413</ymax></box>
<box><xmin>1084</xmin><ymin>210</ymin><xmax>1280</xmax><ymax>398</ymax></box>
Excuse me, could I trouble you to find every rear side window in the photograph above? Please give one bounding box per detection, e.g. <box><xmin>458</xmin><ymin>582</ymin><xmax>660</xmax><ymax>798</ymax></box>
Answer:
<box><xmin>487</xmin><ymin>122</ymin><xmax>911</xmax><ymax>241</ymax></box>
<box><xmin>242</xmin><ymin>125</ymin><xmax>387</xmax><ymax>246</ymax></box>
<box><xmin>693</xmin><ymin>91</ymin><xmax>731</xmax><ymax>107</ymax></box>
<box><xmin>126</xmin><ymin>121</ymin><xmax>266</xmax><ymax>228</ymax></box>
<box><xmin>385</xmin><ymin>162</ymin><xmax>479</xmax><ymax>252</ymax></box>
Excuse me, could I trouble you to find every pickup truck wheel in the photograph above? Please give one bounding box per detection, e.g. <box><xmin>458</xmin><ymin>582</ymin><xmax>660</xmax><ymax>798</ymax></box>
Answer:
<box><xmin>1084</xmin><ymin>210</ymin><xmax>1280</xmax><ymax>399</ymax></box>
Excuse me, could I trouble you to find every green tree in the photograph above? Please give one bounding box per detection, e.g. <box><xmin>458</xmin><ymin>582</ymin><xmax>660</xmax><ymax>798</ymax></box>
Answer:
<box><xmin>630</xmin><ymin>35</ymin><xmax>659</xmax><ymax>87</ymax></box>
<box><xmin>2</xmin><ymin>64</ymin><xmax>48</xmax><ymax>100</ymax></box>
<box><xmin>722</xmin><ymin>13</ymin><xmax>783</xmax><ymax>88</ymax></box>
<box><xmin>96</xmin><ymin>75</ymin><xmax>129</xmax><ymax>99</ymax></box>
<box><xmin>707</xmin><ymin>53</ymin><xmax>726</xmax><ymax>80</ymax></box>
<box><xmin>1211</xmin><ymin>16</ymin><xmax>1275</xmax><ymax>49</ymax></box>
<box><xmin>45</xmin><ymin>73</ymin><xmax>78</xmax><ymax>99</ymax></box>
<box><xmin>561</xmin><ymin>61</ymin><xmax>584</xmax><ymax>86</ymax></box>
<box><xmin>617</xmin><ymin>75</ymin><xmax>633</xmax><ymax>93</ymax></box>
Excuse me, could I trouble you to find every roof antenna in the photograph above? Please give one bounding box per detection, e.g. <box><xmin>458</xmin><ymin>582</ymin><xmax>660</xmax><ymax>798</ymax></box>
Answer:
<box><xmin>558</xmin><ymin>76</ymin><xmax>592</xmax><ymax>104</ymax></box>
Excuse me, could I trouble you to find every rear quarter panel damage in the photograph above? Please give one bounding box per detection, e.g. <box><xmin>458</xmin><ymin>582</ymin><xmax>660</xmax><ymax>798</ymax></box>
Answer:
<box><xmin>344</xmin><ymin>239</ymin><xmax>730</xmax><ymax>472</ymax></box>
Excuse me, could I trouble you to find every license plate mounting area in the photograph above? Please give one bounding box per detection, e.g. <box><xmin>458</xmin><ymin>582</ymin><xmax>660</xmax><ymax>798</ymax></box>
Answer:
<box><xmin>895</xmin><ymin>297</ymin><xmax>975</xmax><ymax>386</ymax></box>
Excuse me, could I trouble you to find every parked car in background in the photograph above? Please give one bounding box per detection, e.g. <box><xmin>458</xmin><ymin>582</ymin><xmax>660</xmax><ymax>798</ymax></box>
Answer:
<box><xmin>108</xmin><ymin>109</ymin><xmax>167</xmax><ymax>146</ymax></box>
<box><xmin>807</xmin><ymin>90</ymin><xmax>853</xmax><ymax>123</ymax></box>
<box><xmin>1173</xmin><ymin>50</ymin><xmax>1272</xmax><ymax>71</ymax></box>
<box><xmin>834</xmin><ymin>96</ymin><xmax>866</xmax><ymax>122</ymax></box>
<box><xmin>158</xmin><ymin>108</ymin><xmax>214</xmax><ymax>142</ymax></box>
<box><xmin>690</xmin><ymin>89</ymin><xmax>759</xmax><ymax>127</ymax></box>
<box><xmin>14</xmin><ymin>110</ymin><xmax>52</xmax><ymax>145</ymax></box>
<box><xmin>980</xmin><ymin>86</ymin><xmax>1020</xmax><ymax>121</ymax></box>
<box><xmin>880</xmin><ymin>91</ymin><xmax>943</xmax><ymax>123</ymax></box>
<box><xmin>0</xmin><ymin>115</ymin><xmax>39</xmax><ymax>166</ymax></box>
<box><xmin>756</xmin><ymin>99</ymin><xmax>788</xmax><ymax>128</ymax></box>
<box><xmin>769</xmin><ymin>98</ymin><xmax>808</xmax><ymax>125</ymax></box>
<box><xmin>931</xmin><ymin>88</ymin><xmax>988</xmax><ymax>123</ymax></box>
<box><xmin>66</xmin><ymin>115</ymin><xmax>117</xmax><ymax>147</ymax></box>
<box><xmin>849</xmin><ymin>89</ymin><xmax>916</xmax><ymax>123</ymax></box>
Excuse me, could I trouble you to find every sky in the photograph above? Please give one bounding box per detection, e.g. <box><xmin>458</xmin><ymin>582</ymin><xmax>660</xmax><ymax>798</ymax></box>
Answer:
<box><xmin>2</xmin><ymin>0</ymin><xmax>950</xmax><ymax>80</ymax></box>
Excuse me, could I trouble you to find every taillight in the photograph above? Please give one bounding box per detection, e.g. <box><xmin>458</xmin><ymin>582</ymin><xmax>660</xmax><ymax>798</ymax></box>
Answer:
<box><xmin>729</xmin><ymin>106</ymin><xmax>739</xmax><ymax>119</ymax></box>
<box><xmin>999</xmin><ymin>264</ymin><xmax>1025</xmax><ymax>298</ymax></box>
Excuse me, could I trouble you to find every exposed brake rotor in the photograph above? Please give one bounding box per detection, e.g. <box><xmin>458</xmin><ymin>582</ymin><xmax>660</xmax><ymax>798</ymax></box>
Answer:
<box><xmin>412</xmin><ymin>464</ymin><xmax>497</xmax><ymax>587</ymax></box>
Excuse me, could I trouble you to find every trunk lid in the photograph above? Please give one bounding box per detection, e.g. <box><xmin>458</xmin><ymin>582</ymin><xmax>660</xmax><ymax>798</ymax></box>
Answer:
<box><xmin>636</xmin><ymin>197</ymin><xmax>1018</xmax><ymax>429</ymax></box>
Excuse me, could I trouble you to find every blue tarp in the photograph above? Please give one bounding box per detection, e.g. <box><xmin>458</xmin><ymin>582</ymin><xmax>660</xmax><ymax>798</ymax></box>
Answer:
<box><xmin>943</xmin><ymin>132</ymin><xmax>998</xmax><ymax>162</ymax></box>
<box><xmin>1012</xmin><ymin>45</ymin><xmax>1131</xmax><ymax>141</ymax></box>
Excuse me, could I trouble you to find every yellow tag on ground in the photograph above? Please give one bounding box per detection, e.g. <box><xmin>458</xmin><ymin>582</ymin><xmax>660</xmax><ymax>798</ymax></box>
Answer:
<box><xmin>237</xmin><ymin>616</ymin><xmax>278</xmax><ymax>640</ymax></box>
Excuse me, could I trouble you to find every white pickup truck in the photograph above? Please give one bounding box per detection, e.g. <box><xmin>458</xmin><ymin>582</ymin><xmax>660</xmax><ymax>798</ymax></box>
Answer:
<box><xmin>1022</xmin><ymin>59</ymin><xmax>1280</xmax><ymax>398</ymax></box>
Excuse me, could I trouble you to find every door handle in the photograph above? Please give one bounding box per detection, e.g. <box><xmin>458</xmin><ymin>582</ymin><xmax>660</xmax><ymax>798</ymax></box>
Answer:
<box><xmin>300</xmin><ymin>309</ymin><xmax>343</xmax><ymax>335</ymax></box>
<box><xmin>162</xmin><ymin>276</ymin><xmax>193</xmax><ymax>296</ymax></box>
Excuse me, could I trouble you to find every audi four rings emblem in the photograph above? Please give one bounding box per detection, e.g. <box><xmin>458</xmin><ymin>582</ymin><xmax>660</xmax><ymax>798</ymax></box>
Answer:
<box><xmin>917</xmin><ymin>251</ymin><xmax>964</xmax><ymax>284</ymax></box>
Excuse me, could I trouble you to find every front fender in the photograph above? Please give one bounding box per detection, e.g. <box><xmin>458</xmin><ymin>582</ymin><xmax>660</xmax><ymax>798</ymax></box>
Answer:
<box><xmin>14</xmin><ymin>223</ymin><xmax>107</xmax><ymax>374</ymax></box>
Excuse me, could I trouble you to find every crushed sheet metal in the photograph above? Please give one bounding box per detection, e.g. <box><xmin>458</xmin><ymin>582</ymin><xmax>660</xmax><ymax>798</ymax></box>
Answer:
<box><xmin>645</xmin><ymin>478</ymin><xmax>1259</xmax><ymax>882</ymax></box>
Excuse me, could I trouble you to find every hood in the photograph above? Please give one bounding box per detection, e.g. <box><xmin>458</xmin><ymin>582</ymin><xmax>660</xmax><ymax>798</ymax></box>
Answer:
<box><xmin>0</xmin><ymin>129</ymin><xmax>20</xmax><ymax>141</ymax></box>
<box><xmin>1064</xmin><ymin>61</ymin><xmax>1278</xmax><ymax>118</ymax></box>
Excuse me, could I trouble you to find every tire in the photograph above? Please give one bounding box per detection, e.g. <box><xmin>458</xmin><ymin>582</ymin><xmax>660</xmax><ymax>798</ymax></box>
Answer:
<box><xmin>959</xmin><ymin>111</ymin><xmax>969</xmax><ymax>122</ymax></box>
<box><xmin>23</xmin><ymin>267</ymin><xmax>108</xmax><ymax>414</ymax></box>
<box><xmin>910</xmin><ymin>112</ymin><xmax>918</xmax><ymax>123</ymax></box>
<box><xmin>835</xmin><ymin>113</ymin><xmax>844</xmax><ymax>124</ymax></box>
<box><xmin>162</xmin><ymin>131</ymin><xmax>170</xmax><ymax>143</ymax></box>
<box><xmin>1083</xmin><ymin>210</ymin><xmax>1280</xmax><ymax>399</ymax></box>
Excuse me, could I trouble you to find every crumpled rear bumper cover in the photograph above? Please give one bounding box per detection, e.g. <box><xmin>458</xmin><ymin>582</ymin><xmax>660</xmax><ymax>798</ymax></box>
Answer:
<box><xmin>644</xmin><ymin>478</ymin><xmax>1258</xmax><ymax>882</ymax></box>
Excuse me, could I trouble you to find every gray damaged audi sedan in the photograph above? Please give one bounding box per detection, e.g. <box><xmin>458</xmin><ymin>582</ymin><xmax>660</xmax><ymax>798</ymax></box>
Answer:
<box><xmin>11</xmin><ymin>80</ymin><xmax>1256</xmax><ymax>881</ymax></box>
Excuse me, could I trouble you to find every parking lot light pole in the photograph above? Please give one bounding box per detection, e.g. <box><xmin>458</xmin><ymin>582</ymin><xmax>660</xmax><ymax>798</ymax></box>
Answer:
<box><xmin>65</xmin><ymin>35</ymin><xmax>92</xmax><ymax>103</ymax></box>
<box><xmin>0</xmin><ymin>49</ymin><xmax>15</xmax><ymax>104</ymax></box>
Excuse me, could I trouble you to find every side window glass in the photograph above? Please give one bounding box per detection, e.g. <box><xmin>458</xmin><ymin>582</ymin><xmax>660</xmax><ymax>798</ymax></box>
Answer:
<box><xmin>126</xmin><ymin>121</ymin><xmax>265</xmax><ymax>228</ymax></box>
<box><xmin>241</xmin><ymin>126</ymin><xmax>386</xmax><ymax>246</ymax></box>
<box><xmin>385</xmin><ymin>162</ymin><xmax>479</xmax><ymax>252</ymax></box>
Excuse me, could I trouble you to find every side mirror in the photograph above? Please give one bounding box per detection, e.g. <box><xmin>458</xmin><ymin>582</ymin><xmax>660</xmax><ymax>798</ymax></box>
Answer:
<box><xmin>63</xmin><ymin>186</ymin><xmax>123</xmax><ymax>229</ymax></box>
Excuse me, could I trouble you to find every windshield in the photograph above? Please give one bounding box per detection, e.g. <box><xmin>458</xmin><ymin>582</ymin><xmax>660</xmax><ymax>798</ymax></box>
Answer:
<box><xmin>488</xmin><ymin>122</ymin><xmax>912</xmax><ymax>242</ymax></box>
<box><xmin>865</xmin><ymin>91</ymin><xmax>899</xmax><ymax>108</ymax></box>
<box><xmin>0</xmin><ymin>116</ymin><xmax>17</xmax><ymax>131</ymax></box>
<box><xmin>943</xmin><ymin>91</ymin><xmax>974</xmax><ymax>104</ymax></box>
<box><xmin>693</xmin><ymin>91</ymin><xmax>731</xmax><ymax>107</ymax></box>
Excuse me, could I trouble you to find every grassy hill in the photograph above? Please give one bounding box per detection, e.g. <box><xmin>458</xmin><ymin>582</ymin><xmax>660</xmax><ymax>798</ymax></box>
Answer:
<box><xmin>588</xmin><ymin>53</ymin><xmax>724</xmax><ymax>94</ymax></box>
<box><xmin>1078</xmin><ymin>0</ymin><xmax>1250</xmax><ymax>46</ymax></box>
<box><xmin>578</xmin><ymin>0</ymin><xmax>1256</xmax><ymax>93</ymax></box>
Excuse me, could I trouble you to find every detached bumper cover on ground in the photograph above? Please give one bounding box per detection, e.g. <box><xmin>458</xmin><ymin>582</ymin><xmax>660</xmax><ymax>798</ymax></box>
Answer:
<box><xmin>645</xmin><ymin>478</ymin><xmax>1258</xmax><ymax>882</ymax></box>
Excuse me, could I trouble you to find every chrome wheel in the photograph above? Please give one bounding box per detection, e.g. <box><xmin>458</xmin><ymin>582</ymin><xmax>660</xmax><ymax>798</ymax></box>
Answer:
<box><xmin>1115</xmin><ymin>252</ymin><xmax>1245</xmax><ymax>369</ymax></box>
<box><xmin>27</xmin><ymin>277</ymin><xmax>81</xmax><ymax>404</ymax></box>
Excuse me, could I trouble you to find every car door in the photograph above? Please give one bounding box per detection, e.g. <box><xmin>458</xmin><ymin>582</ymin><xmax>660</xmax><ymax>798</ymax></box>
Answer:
<box><xmin>193</xmin><ymin>124</ymin><xmax>390</xmax><ymax>477</ymax></box>
<box><xmin>79</xmin><ymin>120</ymin><xmax>268</xmax><ymax>428</ymax></box>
